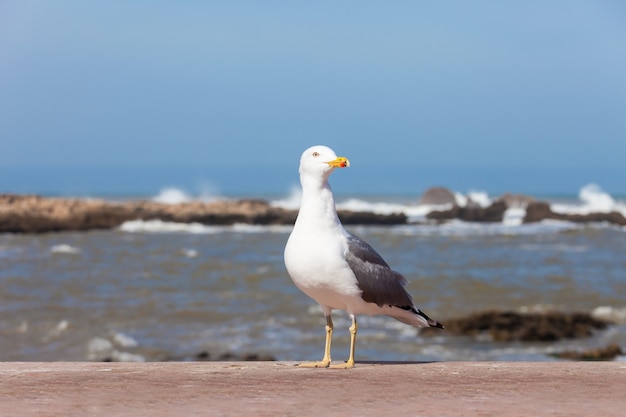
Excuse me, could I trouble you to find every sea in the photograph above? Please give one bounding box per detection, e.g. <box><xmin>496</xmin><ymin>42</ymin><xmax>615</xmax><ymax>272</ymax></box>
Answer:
<box><xmin>1</xmin><ymin>182</ymin><xmax>625</xmax><ymax>363</ymax></box>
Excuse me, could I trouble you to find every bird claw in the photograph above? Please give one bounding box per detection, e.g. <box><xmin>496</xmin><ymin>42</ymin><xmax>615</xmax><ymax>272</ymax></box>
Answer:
<box><xmin>297</xmin><ymin>360</ymin><xmax>331</xmax><ymax>368</ymax></box>
<box><xmin>297</xmin><ymin>360</ymin><xmax>355</xmax><ymax>369</ymax></box>
<box><xmin>328</xmin><ymin>360</ymin><xmax>355</xmax><ymax>369</ymax></box>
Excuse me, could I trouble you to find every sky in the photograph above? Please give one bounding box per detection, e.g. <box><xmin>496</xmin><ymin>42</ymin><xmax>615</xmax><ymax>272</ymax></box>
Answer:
<box><xmin>1</xmin><ymin>1</ymin><xmax>625</xmax><ymax>197</ymax></box>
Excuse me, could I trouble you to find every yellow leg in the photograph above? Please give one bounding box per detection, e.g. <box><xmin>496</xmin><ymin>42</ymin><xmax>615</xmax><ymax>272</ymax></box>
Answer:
<box><xmin>329</xmin><ymin>315</ymin><xmax>357</xmax><ymax>369</ymax></box>
<box><xmin>297</xmin><ymin>315</ymin><xmax>333</xmax><ymax>368</ymax></box>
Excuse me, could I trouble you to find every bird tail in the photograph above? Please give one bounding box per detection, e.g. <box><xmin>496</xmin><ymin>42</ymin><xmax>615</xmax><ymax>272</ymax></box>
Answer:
<box><xmin>417</xmin><ymin>308</ymin><xmax>445</xmax><ymax>329</ymax></box>
<box><xmin>392</xmin><ymin>305</ymin><xmax>444</xmax><ymax>329</ymax></box>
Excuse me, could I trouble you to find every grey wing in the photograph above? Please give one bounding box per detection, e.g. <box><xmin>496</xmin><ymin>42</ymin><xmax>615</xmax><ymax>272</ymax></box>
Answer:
<box><xmin>344</xmin><ymin>232</ymin><xmax>414</xmax><ymax>308</ymax></box>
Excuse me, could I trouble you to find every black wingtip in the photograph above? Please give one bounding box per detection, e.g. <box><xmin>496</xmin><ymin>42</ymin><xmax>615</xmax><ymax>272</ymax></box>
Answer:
<box><xmin>430</xmin><ymin>321</ymin><xmax>445</xmax><ymax>330</ymax></box>
<box><xmin>415</xmin><ymin>308</ymin><xmax>445</xmax><ymax>330</ymax></box>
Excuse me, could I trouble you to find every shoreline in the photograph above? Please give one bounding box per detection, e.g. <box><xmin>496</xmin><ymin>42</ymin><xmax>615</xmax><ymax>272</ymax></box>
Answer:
<box><xmin>1</xmin><ymin>192</ymin><xmax>625</xmax><ymax>234</ymax></box>
<box><xmin>1</xmin><ymin>361</ymin><xmax>624</xmax><ymax>416</ymax></box>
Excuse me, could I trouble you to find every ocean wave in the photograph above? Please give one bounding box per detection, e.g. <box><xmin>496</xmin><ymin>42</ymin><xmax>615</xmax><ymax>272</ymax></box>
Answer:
<box><xmin>149</xmin><ymin>183</ymin><xmax>625</xmax><ymax>223</ymax></box>
<box><xmin>520</xmin><ymin>243</ymin><xmax>589</xmax><ymax>253</ymax></box>
<box><xmin>551</xmin><ymin>184</ymin><xmax>626</xmax><ymax>216</ymax></box>
<box><xmin>271</xmin><ymin>183</ymin><xmax>625</xmax><ymax>222</ymax></box>
<box><xmin>87</xmin><ymin>334</ymin><xmax>145</xmax><ymax>362</ymax></box>
<box><xmin>385</xmin><ymin>219</ymin><xmax>583</xmax><ymax>237</ymax></box>
<box><xmin>50</xmin><ymin>244</ymin><xmax>81</xmax><ymax>255</ymax></box>
<box><xmin>112</xmin><ymin>331</ymin><xmax>139</xmax><ymax>348</ymax></box>
<box><xmin>119</xmin><ymin>220</ymin><xmax>223</xmax><ymax>234</ymax></box>
<box><xmin>466</xmin><ymin>190</ymin><xmax>492</xmax><ymax>207</ymax></box>
<box><xmin>502</xmin><ymin>207</ymin><xmax>526</xmax><ymax>226</ymax></box>
<box><xmin>338</xmin><ymin>199</ymin><xmax>448</xmax><ymax>222</ymax></box>
<box><xmin>118</xmin><ymin>219</ymin><xmax>292</xmax><ymax>234</ymax></box>
<box><xmin>592</xmin><ymin>306</ymin><xmax>626</xmax><ymax>324</ymax></box>
<box><xmin>151</xmin><ymin>185</ymin><xmax>220</xmax><ymax>204</ymax></box>
<box><xmin>118</xmin><ymin>218</ymin><xmax>610</xmax><ymax>237</ymax></box>
<box><xmin>152</xmin><ymin>187</ymin><xmax>193</xmax><ymax>204</ymax></box>
<box><xmin>133</xmin><ymin>183</ymin><xmax>626</xmax><ymax>234</ymax></box>
<box><xmin>181</xmin><ymin>248</ymin><xmax>199</xmax><ymax>258</ymax></box>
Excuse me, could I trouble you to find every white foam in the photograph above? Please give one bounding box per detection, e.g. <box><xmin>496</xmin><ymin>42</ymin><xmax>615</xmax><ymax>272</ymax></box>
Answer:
<box><xmin>334</xmin><ymin>198</ymin><xmax>453</xmax><ymax>223</ymax></box>
<box><xmin>467</xmin><ymin>190</ymin><xmax>491</xmax><ymax>208</ymax></box>
<box><xmin>580</xmin><ymin>184</ymin><xmax>615</xmax><ymax>211</ymax></box>
<box><xmin>390</xmin><ymin>219</ymin><xmax>581</xmax><ymax>237</ymax></box>
<box><xmin>112</xmin><ymin>331</ymin><xmax>139</xmax><ymax>348</ymax></box>
<box><xmin>119</xmin><ymin>220</ymin><xmax>291</xmax><ymax>234</ymax></box>
<box><xmin>50</xmin><ymin>244</ymin><xmax>81</xmax><ymax>255</ymax></box>
<box><xmin>520</xmin><ymin>243</ymin><xmax>588</xmax><ymax>253</ymax></box>
<box><xmin>119</xmin><ymin>220</ymin><xmax>221</xmax><ymax>234</ymax></box>
<box><xmin>230</xmin><ymin>223</ymin><xmax>292</xmax><ymax>234</ymax></box>
<box><xmin>42</xmin><ymin>319</ymin><xmax>70</xmax><ymax>342</ymax></box>
<box><xmin>271</xmin><ymin>187</ymin><xmax>456</xmax><ymax>221</ymax></box>
<box><xmin>151</xmin><ymin>185</ymin><xmax>220</xmax><ymax>204</ymax></box>
<box><xmin>337</xmin><ymin>199</ymin><xmax>410</xmax><ymax>215</ymax></box>
<box><xmin>592</xmin><ymin>306</ymin><xmax>626</xmax><ymax>324</ymax></box>
<box><xmin>502</xmin><ymin>207</ymin><xmax>525</xmax><ymax>226</ymax></box>
<box><xmin>111</xmin><ymin>350</ymin><xmax>146</xmax><ymax>362</ymax></box>
<box><xmin>181</xmin><ymin>248</ymin><xmax>198</xmax><ymax>258</ymax></box>
<box><xmin>518</xmin><ymin>304</ymin><xmax>558</xmax><ymax>313</ymax></box>
<box><xmin>87</xmin><ymin>335</ymin><xmax>144</xmax><ymax>362</ymax></box>
<box><xmin>273</xmin><ymin>188</ymin><xmax>499</xmax><ymax>223</ymax></box>
<box><xmin>87</xmin><ymin>337</ymin><xmax>114</xmax><ymax>360</ymax></box>
<box><xmin>551</xmin><ymin>184</ymin><xmax>626</xmax><ymax>216</ymax></box>
<box><xmin>152</xmin><ymin>187</ymin><xmax>192</xmax><ymax>204</ymax></box>
<box><xmin>453</xmin><ymin>192</ymin><xmax>468</xmax><ymax>207</ymax></box>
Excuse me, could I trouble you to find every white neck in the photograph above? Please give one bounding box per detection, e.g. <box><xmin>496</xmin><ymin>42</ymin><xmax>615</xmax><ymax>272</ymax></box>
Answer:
<box><xmin>295</xmin><ymin>172</ymin><xmax>341</xmax><ymax>230</ymax></box>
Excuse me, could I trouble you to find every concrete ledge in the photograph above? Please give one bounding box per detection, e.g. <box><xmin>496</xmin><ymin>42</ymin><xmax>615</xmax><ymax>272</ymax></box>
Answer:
<box><xmin>1</xmin><ymin>361</ymin><xmax>624</xmax><ymax>416</ymax></box>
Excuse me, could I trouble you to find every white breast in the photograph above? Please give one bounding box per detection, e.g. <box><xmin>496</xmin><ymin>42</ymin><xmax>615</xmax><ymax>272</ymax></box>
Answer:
<box><xmin>284</xmin><ymin>223</ymin><xmax>362</xmax><ymax>309</ymax></box>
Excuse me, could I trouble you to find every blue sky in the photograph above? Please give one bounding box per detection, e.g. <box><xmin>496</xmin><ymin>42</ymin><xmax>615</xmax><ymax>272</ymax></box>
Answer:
<box><xmin>1</xmin><ymin>2</ymin><xmax>625</xmax><ymax>196</ymax></box>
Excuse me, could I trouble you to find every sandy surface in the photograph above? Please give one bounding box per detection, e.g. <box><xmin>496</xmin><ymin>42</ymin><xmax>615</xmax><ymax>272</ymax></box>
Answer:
<box><xmin>1</xmin><ymin>361</ymin><xmax>624</xmax><ymax>416</ymax></box>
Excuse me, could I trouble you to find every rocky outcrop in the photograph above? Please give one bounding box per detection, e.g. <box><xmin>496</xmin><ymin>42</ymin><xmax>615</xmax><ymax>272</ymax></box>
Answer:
<box><xmin>551</xmin><ymin>343</ymin><xmax>623</xmax><ymax>361</ymax></box>
<box><xmin>3</xmin><ymin>192</ymin><xmax>625</xmax><ymax>233</ymax></box>
<box><xmin>0</xmin><ymin>194</ymin><xmax>406</xmax><ymax>234</ymax></box>
<box><xmin>427</xmin><ymin>201</ymin><xmax>508</xmax><ymax>223</ymax></box>
<box><xmin>418</xmin><ymin>187</ymin><xmax>457</xmax><ymax>206</ymax></box>
<box><xmin>0</xmin><ymin>195</ymin><xmax>132</xmax><ymax>233</ymax></box>
<box><xmin>423</xmin><ymin>310</ymin><xmax>611</xmax><ymax>342</ymax></box>
<box><xmin>424</xmin><ymin>189</ymin><xmax>626</xmax><ymax>227</ymax></box>
<box><xmin>338</xmin><ymin>210</ymin><xmax>406</xmax><ymax>225</ymax></box>
<box><xmin>523</xmin><ymin>201</ymin><xmax>626</xmax><ymax>226</ymax></box>
<box><xmin>422</xmin><ymin>187</ymin><xmax>524</xmax><ymax>223</ymax></box>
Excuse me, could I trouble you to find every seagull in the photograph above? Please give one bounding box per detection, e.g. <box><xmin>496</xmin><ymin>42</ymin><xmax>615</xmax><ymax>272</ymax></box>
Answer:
<box><xmin>284</xmin><ymin>145</ymin><xmax>443</xmax><ymax>368</ymax></box>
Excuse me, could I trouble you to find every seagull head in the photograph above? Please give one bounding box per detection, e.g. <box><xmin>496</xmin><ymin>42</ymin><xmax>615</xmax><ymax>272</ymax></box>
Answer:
<box><xmin>299</xmin><ymin>146</ymin><xmax>350</xmax><ymax>180</ymax></box>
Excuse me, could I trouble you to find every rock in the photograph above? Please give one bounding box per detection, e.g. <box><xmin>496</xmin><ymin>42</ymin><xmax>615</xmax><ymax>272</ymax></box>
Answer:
<box><xmin>338</xmin><ymin>210</ymin><xmax>406</xmax><ymax>225</ymax></box>
<box><xmin>423</xmin><ymin>310</ymin><xmax>611</xmax><ymax>342</ymax></box>
<box><xmin>418</xmin><ymin>187</ymin><xmax>457</xmax><ymax>206</ymax></box>
<box><xmin>462</xmin><ymin>201</ymin><xmax>507</xmax><ymax>222</ymax></box>
<box><xmin>0</xmin><ymin>194</ymin><xmax>407</xmax><ymax>233</ymax></box>
<box><xmin>0</xmin><ymin>195</ymin><xmax>132</xmax><ymax>233</ymax></box>
<box><xmin>523</xmin><ymin>201</ymin><xmax>553</xmax><ymax>223</ymax></box>
<box><xmin>551</xmin><ymin>343</ymin><xmax>623</xmax><ymax>361</ymax></box>
<box><xmin>523</xmin><ymin>201</ymin><xmax>626</xmax><ymax>226</ymax></box>
<box><xmin>427</xmin><ymin>201</ymin><xmax>507</xmax><ymax>223</ymax></box>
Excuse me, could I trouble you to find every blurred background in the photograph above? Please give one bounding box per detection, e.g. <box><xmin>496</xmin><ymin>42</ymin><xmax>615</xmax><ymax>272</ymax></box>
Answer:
<box><xmin>1</xmin><ymin>1</ymin><xmax>625</xmax><ymax>197</ymax></box>
<box><xmin>1</xmin><ymin>2</ymin><xmax>625</xmax><ymax>363</ymax></box>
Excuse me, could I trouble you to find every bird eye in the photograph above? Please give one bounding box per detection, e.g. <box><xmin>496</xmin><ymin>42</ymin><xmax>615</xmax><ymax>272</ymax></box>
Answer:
<box><xmin>312</xmin><ymin>152</ymin><xmax>320</xmax><ymax>157</ymax></box>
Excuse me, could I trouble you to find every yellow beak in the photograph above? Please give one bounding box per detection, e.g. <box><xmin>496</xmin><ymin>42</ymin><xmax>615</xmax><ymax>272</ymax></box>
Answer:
<box><xmin>326</xmin><ymin>156</ymin><xmax>350</xmax><ymax>168</ymax></box>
